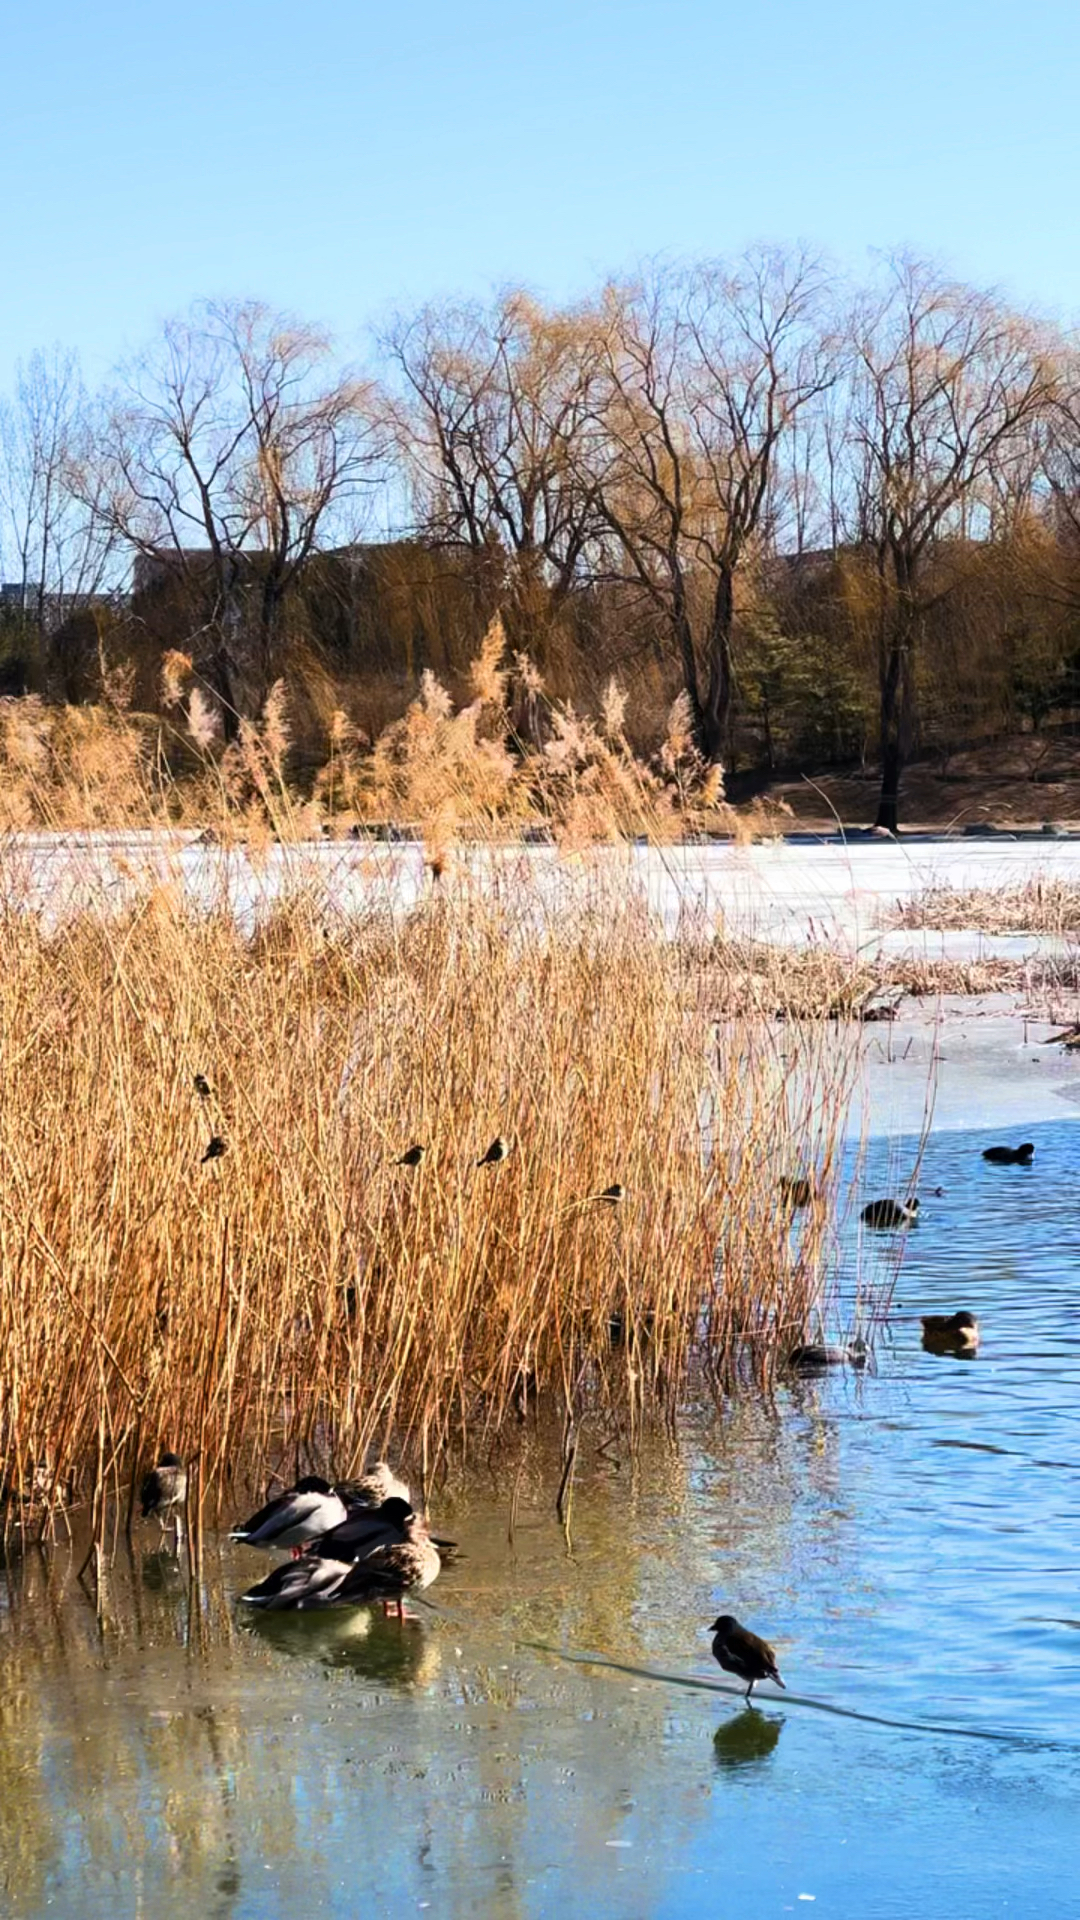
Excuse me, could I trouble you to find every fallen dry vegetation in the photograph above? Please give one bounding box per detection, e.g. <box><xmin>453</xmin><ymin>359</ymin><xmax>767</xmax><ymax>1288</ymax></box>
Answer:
<box><xmin>0</xmin><ymin>851</ymin><xmax>866</xmax><ymax>1555</ymax></box>
<box><xmin>881</xmin><ymin>876</ymin><xmax>1080</xmax><ymax>936</ymax></box>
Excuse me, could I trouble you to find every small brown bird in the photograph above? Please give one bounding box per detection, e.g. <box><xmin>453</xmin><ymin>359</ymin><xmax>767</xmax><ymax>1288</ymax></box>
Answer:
<box><xmin>861</xmin><ymin>1196</ymin><xmax>919</xmax><ymax>1229</ymax></box>
<box><xmin>779</xmin><ymin>1175</ymin><xmax>818</xmax><ymax>1210</ymax></box>
<box><xmin>982</xmin><ymin>1143</ymin><xmax>1034</xmax><ymax>1165</ymax></box>
<box><xmin>193</xmin><ymin>1074</ymin><xmax>212</xmax><ymax>1099</ymax></box>
<box><xmin>921</xmin><ymin>1310</ymin><xmax>979</xmax><ymax>1353</ymax></box>
<box><xmin>201</xmin><ymin>1136</ymin><xmax>228</xmax><ymax>1164</ymax></box>
<box><xmin>140</xmin><ymin>1452</ymin><xmax>188</xmax><ymax>1548</ymax></box>
<box><xmin>396</xmin><ymin>1144</ymin><xmax>425</xmax><ymax>1167</ymax></box>
<box><xmin>592</xmin><ymin>1183</ymin><xmax>626</xmax><ymax>1204</ymax></box>
<box><xmin>709</xmin><ymin>1614</ymin><xmax>786</xmax><ymax>1702</ymax></box>
<box><xmin>477</xmin><ymin>1135</ymin><xmax>510</xmax><ymax>1168</ymax></box>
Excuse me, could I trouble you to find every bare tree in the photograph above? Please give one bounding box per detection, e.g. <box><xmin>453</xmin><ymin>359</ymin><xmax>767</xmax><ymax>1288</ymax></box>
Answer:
<box><xmin>843</xmin><ymin>257</ymin><xmax>1053</xmax><ymax>832</ymax></box>
<box><xmin>587</xmin><ymin>248</ymin><xmax>836</xmax><ymax>763</ymax></box>
<box><xmin>384</xmin><ymin>291</ymin><xmax>605</xmax><ymax>628</ymax></box>
<box><xmin>81</xmin><ymin>301</ymin><xmax>386</xmax><ymax>724</ymax></box>
<box><xmin>0</xmin><ymin>347</ymin><xmax>117</xmax><ymax>634</ymax></box>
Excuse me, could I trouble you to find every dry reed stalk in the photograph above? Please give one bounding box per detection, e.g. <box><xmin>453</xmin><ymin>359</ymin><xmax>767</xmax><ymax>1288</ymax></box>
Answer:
<box><xmin>0</xmin><ymin>846</ymin><xmax>865</xmax><ymax>1542</ymax></box>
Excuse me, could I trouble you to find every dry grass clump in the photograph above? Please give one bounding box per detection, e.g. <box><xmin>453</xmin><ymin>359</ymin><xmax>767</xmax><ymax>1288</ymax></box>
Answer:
<box><xmin>0</xmin><ymin>864</ymin><xmax>858</xmax><ymax>1545</ymax></box>
<box><xmin>701</xmin><ymin>938</ymin><xmax>1080</xmax><ymax>1017</ymax></box>
<box><xmin>882</xmin><ymin>877</ymin><xmax>1080</xmax><ymax>934</ymax></box>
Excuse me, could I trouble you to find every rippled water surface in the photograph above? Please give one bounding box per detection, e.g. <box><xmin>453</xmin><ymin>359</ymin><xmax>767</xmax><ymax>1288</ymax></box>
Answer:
<box><xmin>4</xmin><ymin>1119</ymin><xmax>1080</xmax><ymax>1917</ymax></box>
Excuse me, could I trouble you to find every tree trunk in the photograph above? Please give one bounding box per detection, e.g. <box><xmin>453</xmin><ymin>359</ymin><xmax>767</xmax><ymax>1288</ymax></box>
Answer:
<box><xmin>875</xmin><ymin>582</ymin><xmax>916</xmax><ymax>834</ymax></box>
<box><xmin>700</xmin><ymin>566</ymin><xmax>734</xmax><ymax>764</ymax></box>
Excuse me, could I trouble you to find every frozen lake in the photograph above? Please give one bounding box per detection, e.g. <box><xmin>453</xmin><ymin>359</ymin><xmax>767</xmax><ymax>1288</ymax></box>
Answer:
<box><xmin>7</xmin><ymin>830</ymin><xmax>1080</xmax><ymax>956</ymax></box>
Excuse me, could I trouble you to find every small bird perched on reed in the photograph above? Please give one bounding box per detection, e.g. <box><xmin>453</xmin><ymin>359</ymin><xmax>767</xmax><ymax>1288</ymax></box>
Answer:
<box><xmin>982</xmin><ymin>1143</ymin><xmax>1034</xmax><ymax>1165</ymax></box>
<box><xmin>921</xmin><ymin>1310</ymin><xmax>979</xmax><ymax>1353</ymax></box>
<box><xmin>861</xmin><ymin>1196</ymin><xmax>919</xmax><ymax>1229</ymax></box>
<box><xmin>476</xmin><ymin>1135</ymin><xmax>510</xmax><ymax>1168</ymax></box>
<box><xmin>591</xmin><ymin>1183</ymin><xmax>626</xmax><ymax>1205</ymax></box>
<box><xmin>201</xmin><ymin>1136</ymin><xmax>227</xmax><ymax>1164</ymax></box>
<box><xmin>193</xmin><ymin>1074</ymin><xmax>212</xmax><ymax>1099</ymax></box>
<box><xmin>140</xmin><ymin>1452</ymin><xmax>187</xmax><ymax>1547</ymax></box>
<box><xmin>396</xmin><ymin>1144</ymin><xmax>425</xmax><ymax>1167</ymax></box>
<box><xmin>708</xmin><ymin>1614</ymin><xmax>786</xmax><ymax>1702</ymax></box>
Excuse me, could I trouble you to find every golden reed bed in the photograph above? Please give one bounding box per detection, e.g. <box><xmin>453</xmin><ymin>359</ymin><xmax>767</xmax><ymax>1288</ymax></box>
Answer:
<box><xmin>0</xmin><ymin>853</ymin><xmax>861</xmax><ymax>1559</ymax></box>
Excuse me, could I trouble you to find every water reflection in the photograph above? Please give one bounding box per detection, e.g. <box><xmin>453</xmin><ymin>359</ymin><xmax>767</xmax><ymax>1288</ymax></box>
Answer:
<box><xmin>712</xmin><ymin>1708</ymin><xmax>784</xmax><ymax>1771</ymax></box>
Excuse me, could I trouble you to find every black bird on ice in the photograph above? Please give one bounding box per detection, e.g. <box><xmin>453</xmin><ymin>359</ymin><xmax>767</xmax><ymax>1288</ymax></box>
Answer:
<box><xmin>709</xmin><ymin>1614</ymin><xmax>786</xmax><ymax>1702</ymax></box>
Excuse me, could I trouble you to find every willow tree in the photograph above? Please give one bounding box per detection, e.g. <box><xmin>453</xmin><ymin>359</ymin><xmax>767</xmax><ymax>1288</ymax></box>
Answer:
<box><xmin>384</xmin><ymin>291</ymin><xmax>606</xmax><ymax>656</ymax></box>
<box><xmin>587</xmin><ymin>249</ymin><xmax>836</xmax><ymax>765</ymax></box>
<box><xmin>81</xmin><ymin>301</ymin><xmax>385</xmax><ymax>725</ymax></box>
<box><xmin>845</xmin><ymin>257</ymin><xmax>1052</xmax><ymax>832</ymax></box>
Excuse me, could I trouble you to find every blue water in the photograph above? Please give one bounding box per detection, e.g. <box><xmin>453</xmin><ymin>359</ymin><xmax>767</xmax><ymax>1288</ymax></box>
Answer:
<box><xmin>2</xmin><ymin>1120</ymin><xmax>1080</xmax><ymax>1917</ymax></box>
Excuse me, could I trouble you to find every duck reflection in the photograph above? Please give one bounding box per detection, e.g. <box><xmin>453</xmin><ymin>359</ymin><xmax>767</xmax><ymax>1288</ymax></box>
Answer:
<box><xmin>712</xmin><ymin>1708</ymin><xmax>784</xmax><ymax>1772</ymax></box>
<box><xmin>241</xmin><ymin>1605</ymin><xmax>442</xmax><ymax>1687</ymax></box>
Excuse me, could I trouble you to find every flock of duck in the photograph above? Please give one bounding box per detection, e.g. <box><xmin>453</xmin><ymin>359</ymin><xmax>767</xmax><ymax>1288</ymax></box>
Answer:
<box><xmin>785</xmin><ymin>1137</ymin><xmax>1036</xmax><ymax>1370</ymax></box>
<box><xmin>137</xmin><ymin>1134</ymin><xmax>1035</xmax><ymax>1703</ymax></box>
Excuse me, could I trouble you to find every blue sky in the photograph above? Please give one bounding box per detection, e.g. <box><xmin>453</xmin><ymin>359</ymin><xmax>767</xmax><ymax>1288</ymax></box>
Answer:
<box><xmin>2</xmin><ymin>0</ymin><xmax>1078</xmax><ymax>387</ymax></box>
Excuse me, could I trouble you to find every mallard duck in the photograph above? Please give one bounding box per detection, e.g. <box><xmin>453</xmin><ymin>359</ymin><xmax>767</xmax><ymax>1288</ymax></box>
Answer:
<box><xmin>340</xmin><ymin>1461</ymin><xmax>411</xmax><ymax>1508</ymax></box>
<box><xmin>921</xmin><ymin>1310</ymin><xmax>979</xmax><ymax>1352</ymax></box>
<box><xmin>786</xmin><ymin>1342</ymin><xmax>866</xmax><ymax>1370</ymax></box>
<box><xmin>861</xmin><ymin>1196</ymin><xmax>919</xmax><ymax>1229</ymax></box>
<box><xmin>141</xmin><ymin>1452</ymin><xmax>187</xmax><ymax>1547</ymax></box>
<box><xmin>312</xmin><ymin>1494</ymin><xmax>415</xmax><ymax>1561</ymax></box>
<box><xmin>316</xmin><ymin>1494</ymin><xmax>459</xmax><ymax>1564</ymax></box>
<box><xmin>230</xmin><ymin>1475</ymin><xmax>349</xmax><ymax>1552</ymax></box>
<box><xmin>240</xmin><ymin>1555</ymin><xmax>354</xmax><ymax>1610</ymax></box>
<box><xmin>982</xmin><ymin>1143</ymin><xmax>1034</xmax><ymax>1165</ymax></box>
<box><xmin>334</xmin><ymin>1513</ymin><xmax>442</xmax><ymax>1618</ymax></box>
<box><xmin>708</xmin><ymin>1614</ymin><xmax>786</xmax><ymax>1701</ymax></box>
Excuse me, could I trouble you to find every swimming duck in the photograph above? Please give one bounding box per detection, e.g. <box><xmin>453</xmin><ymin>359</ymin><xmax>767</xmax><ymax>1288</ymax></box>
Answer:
<box><xmin>708</xmin><ymin>1614</ymin><xmax>786</xmax><ymax>1702</ymax></box>
<box><xmin>786</xmin><ymin>1342</ymin><xmax>866</xmax><ymax>1370</ymax></box>
<box><xmin>982</xmin><ymin>1143</ymin><xmax>1034</xmax><ymax>1165</ymax></box>
<box><xmin>861</xmin><ymin>1197</ymin><xmax>919</xmax><ymax>1230</ymax></box>
<box><xmin>140</xmin><ymin>1452</ymin><xmax>188</xmax><ymax>1547</ymax></box>
<box><xmin>230</xmin><ymin>1476</ymin><xmax>349</xmax><ymax>1552</ymax></box>
<box><xmin>921</xmin><ymin>1310</ymin><xmax>979</xmax><ymax>1353</ymax></box>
